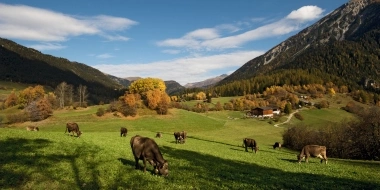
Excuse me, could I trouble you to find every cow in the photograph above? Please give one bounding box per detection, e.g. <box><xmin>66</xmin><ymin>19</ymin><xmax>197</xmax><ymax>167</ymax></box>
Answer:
<box><xmin>26</xmin><ymin>126</ymin><xmax>39</xmax><ymax>131</ymax></box>
<box><xmin>120</xmin><ymin>127</ymin><xmax>128</xmax><ymax>137</ymax></box>
<box><xmin>273</xmin><ymin>142</ymin><xmax>282</xmax><ymax>150</ymax></box>
<box><xmin>180</xmin><ymin>131</ymin><xmax>187</xmax><ymax>143</ymax></box>
<box><xmin>130</xmin><ymin>135</ymin><xmax>169</xmax><ymax>176</ymax></box>
<box><xmin>297</xmin><ymin>145</ymin><xmax>328</xmax><ymax>164</ymax></box>
<box><xmin>174</xmin><ymin>131</ymin><xmax>187</xmax><ymax>144</ymax></box>
<box><xmin>155</xmin><ymin>132</ymin><xmax>162</xmax><ymax>138</ymax></box>
<box><xmin>243</xmin><ymin>138</ymin><xmax>259</xmax><ymax>153</ymax></box>
<box><xmin>65</xmin><ymin>122</ymin><xmax>82</xmax><ymax>137</ymax></box>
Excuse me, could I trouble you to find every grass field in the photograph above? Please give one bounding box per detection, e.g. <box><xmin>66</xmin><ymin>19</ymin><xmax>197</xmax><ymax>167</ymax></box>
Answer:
<box><xmin>1</xmin><ymin>105</ymin><xmax>379</xmax><ymax>190</ymax></box>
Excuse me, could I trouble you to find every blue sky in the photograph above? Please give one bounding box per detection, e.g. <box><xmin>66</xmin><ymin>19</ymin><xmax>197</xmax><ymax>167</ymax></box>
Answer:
<box><xmin>0</xmin><ymin>0</ymin><xmax>348</xmax><ymax>85</ymax></box>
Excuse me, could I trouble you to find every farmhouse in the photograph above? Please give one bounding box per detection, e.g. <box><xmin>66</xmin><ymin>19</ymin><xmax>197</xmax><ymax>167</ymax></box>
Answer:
<box><xmin>247</xmin><ymin>107</ymin><xmax>280</xmax><ymax>118</ymax></box>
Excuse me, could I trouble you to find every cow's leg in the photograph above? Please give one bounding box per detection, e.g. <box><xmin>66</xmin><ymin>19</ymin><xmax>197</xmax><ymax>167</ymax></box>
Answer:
<box><xmin>245</xmin><ymin>145</ymin><xmax>248</xmax><ymax>152</ymax></box>
<box><xmin>134</xmin><ymin>157</ymin><xmax>139</xmax><ymax>169</ymax></box>
<box><xmin>142</xmin><ymin>158</ymin><xmax>147</xmax><ymax>172</ymax></box>
<box><xmin>322</xmin><ymin>154</ymin><xmax>328</xmax><ymax>164</ymax></box>
<box><xmin>305</xmin><ymin>155</ymin><xmax>309</xmax><ymax>163</ymax></box>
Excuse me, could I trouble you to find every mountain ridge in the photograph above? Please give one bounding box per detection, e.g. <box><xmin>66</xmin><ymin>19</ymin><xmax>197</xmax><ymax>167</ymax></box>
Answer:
<box><xmin>218</xmin><ymin>0</ymin><xmax>380</xmax><ymax>91</ymax></box>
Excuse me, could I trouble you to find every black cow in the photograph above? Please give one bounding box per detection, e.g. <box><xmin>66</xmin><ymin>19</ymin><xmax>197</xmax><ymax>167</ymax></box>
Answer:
<box><xmin>65</xmin><ymin>122</ymin><xmax>82</xmax><ymax>137</ymax></box>
<box><xmin>26</xmin><ymin>126</ymin><xmax>39</xmax><ymax>131</ymax></box>
<box><xmin>130</xmin><ymin>135</ymin><xmax>169</xmax><ymax>176</ymax></box>
<box><xmin>155</xmin><ymin>132</ymin><xmax>162</xmax><ymax>138</ymax></box>
<box><xmin>273</xmin><ymin>142</ymin><xmax>282</xmax><ymax>150</ymax></box>
<box><xmin>120</xmin><ymin>127</ymin><xmax>128</xmax><ymax>137</ymax></box>
<box><xmin>243</xmin><ymin>138</ymin><xmax>259</xmax><ymax>153</ymax></box>
<box><xmin>174</xmin><ymin>131</ymin><xmax>187</xmax><ymax>144</ymax></box>
<box><xmin>297</xmin><ymin>145</ymin><xmax>328</xmax><ymax>164</ymax></box>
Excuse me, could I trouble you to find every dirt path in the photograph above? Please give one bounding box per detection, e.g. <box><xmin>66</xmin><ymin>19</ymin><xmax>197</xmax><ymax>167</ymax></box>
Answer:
<box><xmin>274</xmin><ymin>109</ymin><xmax>302</xmax><ymax>128</ymax></box>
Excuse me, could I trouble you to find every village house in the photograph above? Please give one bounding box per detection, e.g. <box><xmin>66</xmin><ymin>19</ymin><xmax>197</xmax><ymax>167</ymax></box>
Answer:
<box><xmin>246</xmin><ymin>106</ymin><xmax>280</xmax><ymax>118</ymax></box>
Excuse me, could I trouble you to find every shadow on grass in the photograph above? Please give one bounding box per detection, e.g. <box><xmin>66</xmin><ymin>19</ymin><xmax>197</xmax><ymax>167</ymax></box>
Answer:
<box><xmin>189</xmin><ymin>136</ymin><xmax>239</xmax><ymax>147</ymax></box>
<box><xmin>0</xmin><ymin>137</ymin><xmax>125</xmax><ymax>190</ymax></box>
<box><xmin>161</xmin><ymin>146</ymin><xmax>380</xmax><ymax>189</ymax></box>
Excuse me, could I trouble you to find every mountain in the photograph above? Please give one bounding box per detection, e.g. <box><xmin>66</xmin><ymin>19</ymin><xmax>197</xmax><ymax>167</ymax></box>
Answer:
<box><xmin>218</xmin><ymin>0</ymin><xmax>380</xmax><ymax>91</ymax></box>
<box><xmin>0</xmin><ymin>38</ymin><xmax>124</xmax><ymax>104</ymax></box>
<box><xmin>107</xmin><ymin>75</ymin><xmax>185</xmax><ymax>95</ymax></box>
<box><xmin>185</xmin><ymin>74</ymin><xmax>228</xmax><ymax>88</ymax></box>
<box><xmin>165</xmin><ymin>80</ymin><xmax>186</xmax><ymax>95</ymax></box>
<box><xmin>107</xmin><ymin>74</ymin><xmax>131</xmax><ymax>87</ymax></box>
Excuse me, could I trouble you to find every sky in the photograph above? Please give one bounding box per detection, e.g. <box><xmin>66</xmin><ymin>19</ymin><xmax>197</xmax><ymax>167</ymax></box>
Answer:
<box><xmin>0</xmin><ymin>0</ymin><xmax>349</xmax><ymax>86</ymax></box>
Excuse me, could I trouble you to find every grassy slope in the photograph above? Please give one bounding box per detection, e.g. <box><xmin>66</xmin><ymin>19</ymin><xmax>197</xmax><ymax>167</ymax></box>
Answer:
<box><xmin>1</xmin><ymin>105</ymin><xmax>379</xmax><ymax>190</ymax></box>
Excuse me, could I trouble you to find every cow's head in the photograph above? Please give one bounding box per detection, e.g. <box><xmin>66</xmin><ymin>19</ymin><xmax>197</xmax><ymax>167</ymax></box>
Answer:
<box><xmin>297</xmin><ymin>154</ymin><xmax>305</xmax><ymax>163</ymax></box>
<box><xmin>156</xmin><ymin>160</ymin><xmax>169</xmax><ymax>177</ymax></box>
<box><xmin>254</xmin><ymin>146</ymin><xmax>259</xmax><ymax>153</ymax></box>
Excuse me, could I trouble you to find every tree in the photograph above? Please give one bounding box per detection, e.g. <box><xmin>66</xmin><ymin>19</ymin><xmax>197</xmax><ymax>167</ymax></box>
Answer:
<box><xmin>18</xmin><ymin>85</ymin><xmax>45</xmax><ymax>108</ymax></box>
<box><xmin>157</xmin><ymin>92</ymin><xmax>170</xmax><ymax>115</ymax></box>
<box><xmin>77</xmin><ymin>84</ymin><xmax>88</xmax><ymax>107</ymax></box>
<box><xmin>55</xmin><ymin>82</ymin><xmax>74</xmax><ymax>108</ymax></box>
<box><xmin>25</xmin><ymin>97</ymin><xmax>52</xmax><ymax>121</ymax></box>
<box><xmin>284</xmin><ymin>103</ymin><xmax>292</xmax><ymax>114</ymax></box>
<box><xmin>128</xmin><ymin>78</ymin><xmax>166</xmax><ymax>98</ymax></box>
<box><xmin>55</xmin><ymin>82</ymin><xmax>67</xmax><ymax>108</ymax></box>
<box><xmin>5</xmin><ymin>90</ymin><xmax>18</xmax><ymax>108</ymax></box>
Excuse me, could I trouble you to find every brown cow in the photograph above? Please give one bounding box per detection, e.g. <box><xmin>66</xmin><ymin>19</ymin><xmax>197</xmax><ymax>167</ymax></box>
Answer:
<box><xmin>243</xmin><ymin>138</ymin><xmax>259</xmax><ymax>153</ymax></box>
<box><xmin>155</xmin><ymin>132</ymin><xmax>162</xmax><ymax>138</ymax></box>
<box><xmin>130</xmin><ymin>135</ymin><xmax>169</xmax><ymax>176</ymax></box>
<box><xmin>26</xmin><ymin>126</ymin><xmax>39</xmax><ymax>131</ymax></box>
<box><xmin>297</xmin><ymin>145</ymin><xmax>328</xmax><ymax>164</ymax></box>
<box><xmin>120</xmin><ymin>127</ymin><xmax>128</xmax><ymax>137</ymax></box>
<box><xmin>273</xmin><ymin>142</ymin><xmax>282</xmax><ymax>150</ymax></box>
<box><xmin>65</xmin><ymin>122</ymin><xmax>82</xmax><ymax>137</ymax></box>
<box><xmin>174</xmin><ymin>131</ymin><xmax>187</xmax><ymax>144</ymax></box>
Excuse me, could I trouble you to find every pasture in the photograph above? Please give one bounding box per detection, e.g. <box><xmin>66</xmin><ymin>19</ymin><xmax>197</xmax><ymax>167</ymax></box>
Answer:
<box><xmin>1</xmin><ymin>106</ymin><xmax>380</xmax><ymax>189</ymax></box>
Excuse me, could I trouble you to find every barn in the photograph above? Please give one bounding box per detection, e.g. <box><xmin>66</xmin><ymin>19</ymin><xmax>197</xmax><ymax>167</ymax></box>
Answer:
<box><xmin>246</xmin><ymin>107</ymin><xmax>279</xmax><ymax>118</ymax></box>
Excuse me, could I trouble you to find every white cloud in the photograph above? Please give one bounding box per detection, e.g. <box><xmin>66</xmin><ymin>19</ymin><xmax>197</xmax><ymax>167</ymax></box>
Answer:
<box><xmin>29</xmin><ymin>43</ymin><xmax>66</xmax><ymax>51</ymax></box>
<box><xmin>94</xmin><ymin>50</ymin><xmax>264</xmax><ymax>85</ymax></box>
<box><xmin>184</xmin><ymin>28</ymin><xmax>219</xmax><ymax>40</ymax></box>
<box><xmin>286</xmin><ymin>6</ymin><xmax>324</xmax><ymax>21</ymax></box>
<box><xmin>157</xmin><ymin>5</ymin><xmax>324</xmax><ymax>51</ymax></box>
<box><xmin>96</xmin><ymin>53</ymin><xmax>114</xmax><ymax>59</ymax></box>
<box><xmin>0</xmin><ymin>3</ymin><xmax>137</xmax><ymax>42</ymax></box>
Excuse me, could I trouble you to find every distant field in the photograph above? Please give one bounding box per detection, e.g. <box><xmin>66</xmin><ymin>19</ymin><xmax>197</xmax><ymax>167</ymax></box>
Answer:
<box><xmin>1</xmin><ymin>107</ymin><xmax>379</xmax><ymax>189</ymax></box>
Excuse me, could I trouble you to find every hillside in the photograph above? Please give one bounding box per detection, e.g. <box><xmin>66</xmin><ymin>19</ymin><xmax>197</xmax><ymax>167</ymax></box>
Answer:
<box><xmin>0</xmin><ymin>38</ymin><xmax>124</xmax><ymax>103</ymax></box>
<box><xmin>184</xmin><ymin>74</ymin><xmax>228</xmax><ymax>89</ymax></box>
<box><xmin>218</xmin><ymin>0</ymin><xmax>380</xmax><ymax>92</ymax></box>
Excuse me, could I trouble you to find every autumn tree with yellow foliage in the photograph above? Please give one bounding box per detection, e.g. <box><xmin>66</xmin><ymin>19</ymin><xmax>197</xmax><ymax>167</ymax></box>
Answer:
<box><xmin>129</xmin><ymin>78</ymin><xmax>166</xmax><ymax>98</ymax></box>
<box><xmin>127</xmin><ymin>78</ymin><xmax>171</xmax><ymax>114</ymax></box>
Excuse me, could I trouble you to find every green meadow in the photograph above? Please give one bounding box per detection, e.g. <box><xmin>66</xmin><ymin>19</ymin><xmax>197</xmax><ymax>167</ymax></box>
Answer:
<box><xmin>1</xmin><ymin>105</ymin><xmax>380</xmax><ymax>190</ymax></box>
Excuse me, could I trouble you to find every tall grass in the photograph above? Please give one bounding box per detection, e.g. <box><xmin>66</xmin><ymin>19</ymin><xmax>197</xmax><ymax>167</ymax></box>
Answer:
<box><xmin>1</xmin><ymin>108</ymin><xmax>379</xmax><ymax>189</ymax></box>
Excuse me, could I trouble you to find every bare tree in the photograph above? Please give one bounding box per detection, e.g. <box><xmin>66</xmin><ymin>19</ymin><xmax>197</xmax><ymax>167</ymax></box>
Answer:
<box><xmin>77</xmin><ymin>84</ymin><xmax>88</xmax><ymax>107</ymax></box>
<box><xmin>55</xmin><ymin>82</ymin><xmax>67</xmax><ymax>108</ymax></box>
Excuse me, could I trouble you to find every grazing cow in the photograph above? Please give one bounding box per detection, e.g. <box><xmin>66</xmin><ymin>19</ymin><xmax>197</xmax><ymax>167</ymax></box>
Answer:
<box><xmin>26</xmin><ymin>126</ymin><xmax>39</xmax><ymax>131</ymax></box>
<box><xmin>297</xmin><ymin>145</ymin><xmax>328</xmax><ymax>164</ymax></box>
<box><xmin>130</xmin><ymin>135</ymin><xmax>169</xmax><ymax>176</ymax></box>
<box><xmin>174</xmin><ymin>131</ymin><xmax>187</xmax><ymax>144</ymax></box>
<box><xmin>180</xmin><ymin>131</ymin><xmax>187</xmax><ymax>143</ymax></box>
<box><xmin>243</xmin><ymin>138</ymin><xmax>259</xmax><ymax>153</ymax></box>
<box><xmin>120</xmin><ymin>127</ymin><xmax>128</xmax><ymax>137</ymax></box>
<box><xmin>65</xmin><ymin>122</ymin><xmax>82</xmax><ymax>137</ymax></box>
<box><xmin>273</xmin><ymin>142</ymin><xmax>282</xmax><ymax>150</ymax></box>
<box><xmin>155</xmin><ymin>132</ymin><xmax>162</xmax><ymax>138</ymax></box>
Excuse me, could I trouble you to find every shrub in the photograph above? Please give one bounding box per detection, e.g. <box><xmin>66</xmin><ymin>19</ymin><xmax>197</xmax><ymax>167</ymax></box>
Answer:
<box><xmin>294</xmin><ymin>113</ymin><xmax>304</xmax><ymax>121</ymax></box>
<box><xmin>315</xmin><ymin>100</ymin><xmax>329</xmax><ymax>109</ymax></box>
<box><xmin>283</xmin><ymin>106</ymin><xmax>380</xmax><ymax>160</ymax></box>
<box><xmin>96</xmin><ymin>108</ymin><xmax>106</xmax><ymax>117</ymax></box>
<box><xmin>6</xmin><ymin>112</ymin><xmax>30</xmax><ymax>124</ymax></box>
